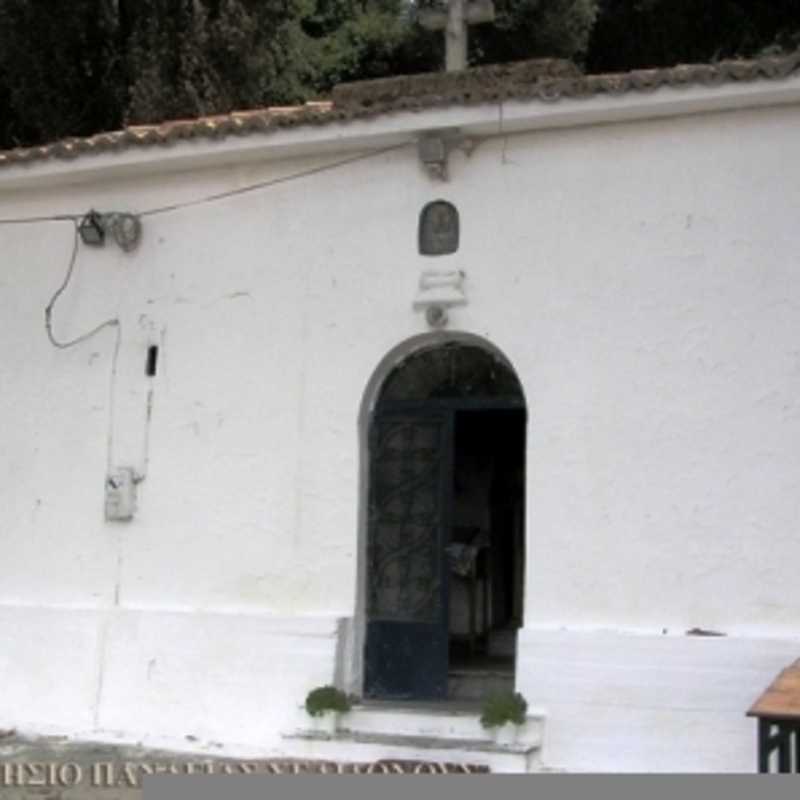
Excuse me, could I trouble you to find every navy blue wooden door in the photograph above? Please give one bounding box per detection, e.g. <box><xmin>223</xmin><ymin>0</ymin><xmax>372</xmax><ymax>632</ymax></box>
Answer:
<box><xmin>364</xmin><ymin>412</ymin><xmax>452</xmax><ymax>700</ymax></box>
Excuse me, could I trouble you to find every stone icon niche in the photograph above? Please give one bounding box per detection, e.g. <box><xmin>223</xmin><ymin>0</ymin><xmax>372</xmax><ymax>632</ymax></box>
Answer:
<box><xmin>419</xmin><ymin>200</ymin><xmax>459</xmax><ymax>256</ymax></box>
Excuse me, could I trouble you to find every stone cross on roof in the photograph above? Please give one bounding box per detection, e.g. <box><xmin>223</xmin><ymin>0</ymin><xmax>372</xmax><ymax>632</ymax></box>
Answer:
<box><xmin>418</xmin><ymin>0</ymin><xmax>496</xmax><ymax>72</ymax></box>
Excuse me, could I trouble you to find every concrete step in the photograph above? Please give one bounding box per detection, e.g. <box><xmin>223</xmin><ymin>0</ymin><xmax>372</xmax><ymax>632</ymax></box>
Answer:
<box><xmin>342</xmin><ymin>702</ymin><xmax>544</xmax><ymax>746</ymax></box>
<box><xmin>283</xmin><ymin>729</ymin><xmax>542</xmax><ymax>774</ymax></box>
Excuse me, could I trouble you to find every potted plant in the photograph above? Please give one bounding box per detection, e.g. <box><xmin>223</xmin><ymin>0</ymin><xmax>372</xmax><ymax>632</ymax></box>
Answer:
<box><xmin>305</xmin><ymin>685</ymin><xmax>351</xmax><ymax>736</ymax></box>
<box><xmin>480</xmin><ymin>691</ymin><xmax>528</xmax><ymax>745</ymax></box>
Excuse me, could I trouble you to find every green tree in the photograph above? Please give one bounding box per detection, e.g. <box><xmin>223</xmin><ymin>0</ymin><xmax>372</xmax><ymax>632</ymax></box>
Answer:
<box><xmin>3</xmin><ymin>0</ymin><xmax>797</xmax><ymax>151</ymax></box>
<box><xmin>0</xmin><ymin>0</ymin><xmax>121</xmax><ymax>148</ymax></box>
<box><xmin>125</xmin><ymin>0</ymin><xmax>312</xmax><ymax>123</ymax></box>
<box><xmin>300</xmin><ymin>0</ymin><xmax>436</xmax><ymax>89</ymax></box>
<box><xmin>587</xmin><ymin>0</ymin><xmax>800</xmax><ymax>73</ymax></box>
<box><xmin>470</xmin><ymin>0</ymin><xmax>599</xmax><ymax>66</ymax></box>
<box><xmin>303</xmin><ymin>0</ymin><xmax>601</xmax><ymax>90</ymax></box>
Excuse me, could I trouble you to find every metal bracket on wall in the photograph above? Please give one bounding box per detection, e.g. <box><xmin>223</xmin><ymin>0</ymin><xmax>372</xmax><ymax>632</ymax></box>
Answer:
<box><xmin>418</xmin><ymin>130</ymin><xmax>476</xmax><ymax>181</ymax></box>
<box><xmin>414</xmin><ymin>269</ymin><xmax>467</xmax><ymax>329</ymax></box>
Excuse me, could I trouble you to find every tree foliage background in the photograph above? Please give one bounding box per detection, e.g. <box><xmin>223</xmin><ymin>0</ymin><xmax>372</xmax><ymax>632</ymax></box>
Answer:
<box><xmin>0</xmin><ymin>0</ymin><xmax>798</xmax><ymax>149</ymax></box>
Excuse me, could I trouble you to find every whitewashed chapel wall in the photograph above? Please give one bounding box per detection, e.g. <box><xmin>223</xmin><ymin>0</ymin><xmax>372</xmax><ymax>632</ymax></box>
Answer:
<box><xmin>1</xmin><ymin>100</ymin><xmax>799</xmax><ymax>768</ymax></box>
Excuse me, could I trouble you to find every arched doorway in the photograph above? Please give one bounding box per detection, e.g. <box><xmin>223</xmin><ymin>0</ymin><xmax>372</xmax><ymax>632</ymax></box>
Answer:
<box><xmin>363</xmin><ymin>340</ymin><xmax>526</xmax><ymax>701</ymax></box>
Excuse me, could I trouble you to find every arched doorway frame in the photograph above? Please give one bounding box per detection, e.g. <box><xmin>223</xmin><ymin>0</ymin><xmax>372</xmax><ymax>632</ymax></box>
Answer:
<box><xmin>342</xmin><ymin>331</ymin><xmax>528</xmax><ymax>698</ymax></box>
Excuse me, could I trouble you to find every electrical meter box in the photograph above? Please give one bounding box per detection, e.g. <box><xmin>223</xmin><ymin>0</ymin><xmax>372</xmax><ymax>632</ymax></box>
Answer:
<box><xmin>105</xmin><ymin>467</ymin><xmax>137</xmax><ymax>521</ymax></box>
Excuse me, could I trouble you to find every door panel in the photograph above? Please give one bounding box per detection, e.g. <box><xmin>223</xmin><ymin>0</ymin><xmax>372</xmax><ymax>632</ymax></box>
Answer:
<box><xmin>364</xmin><ymin>412</ymin><xmax>451</xmax><ymax>700</ymax></box>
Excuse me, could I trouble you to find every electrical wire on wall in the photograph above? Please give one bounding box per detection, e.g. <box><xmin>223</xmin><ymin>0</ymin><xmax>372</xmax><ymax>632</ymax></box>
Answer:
<box><xmin>0</xmin><ymin>141</ymin><xmax>414</xmax><ymax>518</ymax></box>
<box><xmin>38</xmin><ymin>219</ymin><xmax>124</xmax><ymax>479</ymax></box>
<box><xmin>138</xmin><ymin>142</ymin><xmax>411</xmax><ymax>217</ymax></box>
<box><xmin>0</xmin><ymin>124</ymin><xmax>529</xmax><ymax>232</ymax></box>
<box><xmin>44</xmin><ymin>221</ymin><xmax>121</xmax><ymax>350</ymax></box>
<box><xmin>0</xmin><ymin>142</ymin><xmax>412</xmax><ymax>228</ymax></box>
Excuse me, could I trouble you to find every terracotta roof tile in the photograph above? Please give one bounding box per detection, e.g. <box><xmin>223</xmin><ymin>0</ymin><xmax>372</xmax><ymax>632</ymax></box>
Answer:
<box><xmin>1</xmin><ymin>52</ymin><xmax>798</xmax><ymax>171</ymax></box>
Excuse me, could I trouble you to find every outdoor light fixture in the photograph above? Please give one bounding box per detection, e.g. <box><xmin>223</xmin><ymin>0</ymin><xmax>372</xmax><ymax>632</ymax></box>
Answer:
<box><xmin>109</xmin><ymin>212</ymin><xmax>142</xmax><ymax>252</ymax></box>
<box><xmin>78</xmin><ymin>210</ymin><xmax>106</xmax><ymax>246</ymax></box>
<box><xmin>418</xmin><ymin>134</ymin><xmax>448</xmax><ymax>180</ymax></box>
<box><xmin>78</xmin><ymin>210</ymin><xmax>143</xmax><ymax>252</ymax></box>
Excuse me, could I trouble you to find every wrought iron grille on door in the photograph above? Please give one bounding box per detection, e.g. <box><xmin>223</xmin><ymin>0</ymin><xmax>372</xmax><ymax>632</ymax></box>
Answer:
<box><xmin>367</xmin><ymin>416</ymin><xmax>447</xmax><ymax>623</ymax></box>
<box><xmin>364</xmin><ymin>413</ymin><xmax>451</xmax><ymax>699</ymax></box>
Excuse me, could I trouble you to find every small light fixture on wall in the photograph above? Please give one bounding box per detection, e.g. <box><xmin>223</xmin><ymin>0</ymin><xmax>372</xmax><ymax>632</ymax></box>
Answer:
<box><xmin>418</xmin><ymin>134</ymin><xmax>449</xmax><ymax>180</ymax></box>
<box><xmin>78</xmin><ymin>210</ymin><xmax>106</xmax><ymax>246</ymax></box>
<box><xmin>78</xmin><ymin>210</ymin><xmax>142</xmax><ymax>252</ymax></box>
<box><xmin>109</xmin><ymin>212</ymin><xmax>142</xmax><ymax>252</ymax></box>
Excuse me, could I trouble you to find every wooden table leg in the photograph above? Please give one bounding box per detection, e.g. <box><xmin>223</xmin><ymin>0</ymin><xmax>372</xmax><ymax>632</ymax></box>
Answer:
<box><xmin>759</xmin><ymin>719</ymin><xmax>770</xmax><ymax>773</ymax></box>
<box><xmin>778</xmin><ymin>724</ymin><xmax>791</xmax><ymax>773</ymax></box>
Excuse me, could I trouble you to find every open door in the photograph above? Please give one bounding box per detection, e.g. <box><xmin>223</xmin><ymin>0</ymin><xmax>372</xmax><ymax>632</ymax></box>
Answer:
<box><xmin>361</xmin><ymin>341</ymin><xmax>526</xmax><ymax>702</ymax></box>
<box><xmin>364</xmin><ymin>412</ymin><xmax>451</xmax><ymax>700</ymax></box>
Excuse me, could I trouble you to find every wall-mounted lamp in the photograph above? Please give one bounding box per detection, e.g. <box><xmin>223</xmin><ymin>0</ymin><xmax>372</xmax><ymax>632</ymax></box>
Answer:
<box><xmin>78</xmin><ymin>210</ymin><xmax>106</xmax><ymax>246</ymax></box>
<box><xmin>418</xmin><ymin>134</ymin><xmax>450</xmax><ymax>181</ymax></box>
<box><xmin>78</xmin><ymin>210</ymin><xmax>142</xmax><ymax>252</ymax></box>
<box><xmin>109</xmin><ymin>213</ymin><xmax>142</xmax><ymax>252</ymax></box>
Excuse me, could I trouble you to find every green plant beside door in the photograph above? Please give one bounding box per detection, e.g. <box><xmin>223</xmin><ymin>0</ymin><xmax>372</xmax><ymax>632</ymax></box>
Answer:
<box><xmin>305</xmin><ymin>686</ymin><xmax>351</xmax><ymax>735</ymax></box>
<box><xmin>480</xmin><ymin>691</ymin><xmax>528</xmax><ymax>745</ymax></box>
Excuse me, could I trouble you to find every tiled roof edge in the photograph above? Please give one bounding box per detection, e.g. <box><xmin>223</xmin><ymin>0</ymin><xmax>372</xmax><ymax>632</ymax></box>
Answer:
<box><xmin>1</xmin><ymin>51</ymin><xmax>799</xmax><ymax>170</ymax></box>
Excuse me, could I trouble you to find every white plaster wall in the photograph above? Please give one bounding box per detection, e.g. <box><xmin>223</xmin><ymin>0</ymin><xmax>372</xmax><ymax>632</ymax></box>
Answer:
<box><xmin>1</xmin><ymin>99</ymin><xmax>800</xmax><ymax>768</ymax></box>
<box><xmin>516</xmin><ymin>629</ymin><xmax>800</xmax><ymax>772</ymax></box>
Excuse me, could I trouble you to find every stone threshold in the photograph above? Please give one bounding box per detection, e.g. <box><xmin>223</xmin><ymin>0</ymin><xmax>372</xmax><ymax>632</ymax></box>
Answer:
<box><xmin>289</xmin><ymin>729</ymin><xmax>536</xmax><ymax>756</ymax></box>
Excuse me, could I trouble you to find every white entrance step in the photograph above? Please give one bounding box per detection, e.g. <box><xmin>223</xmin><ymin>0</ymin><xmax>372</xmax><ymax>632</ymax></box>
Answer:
<box><xmin>344</xmin><ymin>701</ymin><xmax>544</xmax><ymax>744</ymax></box>
<box><xmin>283</xmin><ymin>703</ymin><xmax>546</xmax><ymax>773</ymax></box>
<box><xmin>284</xmin><ymin>730</ymin><xmax>541</xmax><ymax>774</ymax></box>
